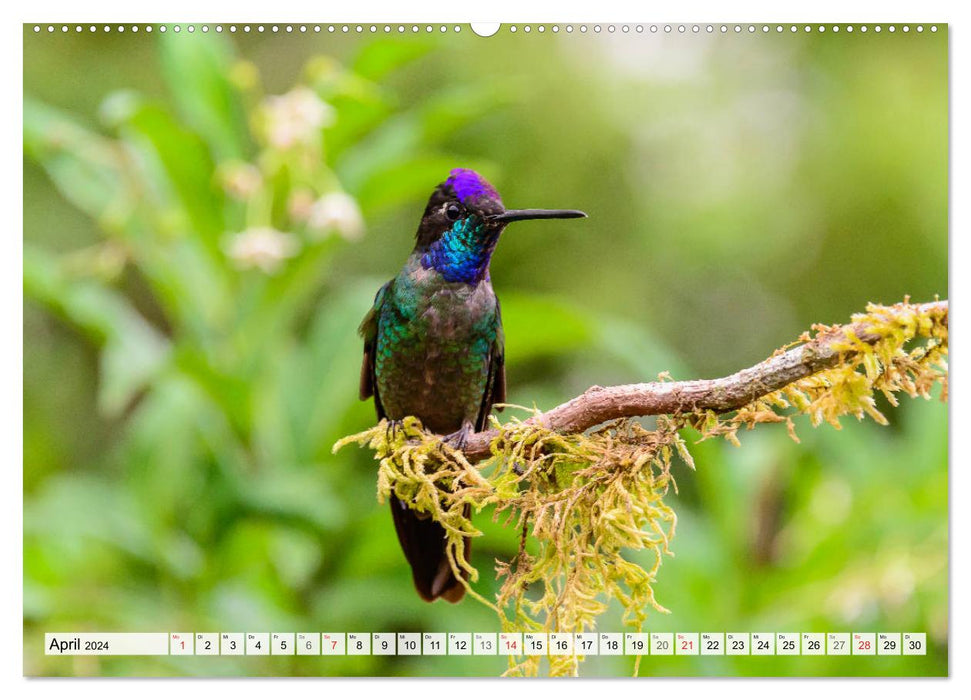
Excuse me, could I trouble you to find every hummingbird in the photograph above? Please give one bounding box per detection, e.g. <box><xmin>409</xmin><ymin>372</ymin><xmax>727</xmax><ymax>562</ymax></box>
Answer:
<box><xmin>358</xmin><ymin>168</ymin><xmax>586</xmax><ymax>602</ymax></box>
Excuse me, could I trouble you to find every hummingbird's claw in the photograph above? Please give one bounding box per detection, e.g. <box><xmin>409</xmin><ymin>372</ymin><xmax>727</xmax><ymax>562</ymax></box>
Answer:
<box><xmin>443</xmin><ymin>422</ymin><xmax>475</xmax><ymax>452</ymax></box>
<box><xmin>386</xmin><ymin>419</ymin><xmax>404</xmax><ymax>444</ymax></box>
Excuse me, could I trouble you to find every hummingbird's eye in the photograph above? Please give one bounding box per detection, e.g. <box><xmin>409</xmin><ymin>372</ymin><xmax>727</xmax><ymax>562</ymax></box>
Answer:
<box><xmin>445</xmin><ymin>203</ymin><xmax>462</xmax><ymax>221</ymax></box>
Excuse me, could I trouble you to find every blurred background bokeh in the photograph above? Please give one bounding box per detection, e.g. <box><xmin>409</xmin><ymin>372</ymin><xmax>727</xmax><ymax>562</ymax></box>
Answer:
<box><xmin>23</xmin><ymin>24</ymin><xmax>948</xmax><ymax>677</ymax></box>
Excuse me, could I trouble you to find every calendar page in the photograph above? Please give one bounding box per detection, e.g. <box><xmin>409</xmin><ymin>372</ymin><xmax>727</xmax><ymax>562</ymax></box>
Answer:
<box><xmin>22</xmin><ymin>17</ymin><xmax>948</xmax><ymax>679</ymax></box>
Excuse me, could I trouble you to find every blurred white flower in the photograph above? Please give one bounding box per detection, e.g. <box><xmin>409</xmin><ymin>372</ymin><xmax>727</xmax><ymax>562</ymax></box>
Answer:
<box><xmin>263</xmin><ymin>87</ymin><xmax>334</xmax><ymax>149</ymax></box>
<box><xmin>218</xmin><ymin>161</ymin><xmax>262</xmax><ymax>200</ymax></box>
<box><xmin>287</xmin><ymin>188</ymin><xmax>316</xmax><ymax>223</ymax></box>
<box><xmin>224</xmin><ymin>227</ymin><xmax>300</xmax><ymax>274</ymax></box>
<box><xmin>307</xmin><ymin>191</ymin><xmax>365</xmax><ymax>241</ymax></box>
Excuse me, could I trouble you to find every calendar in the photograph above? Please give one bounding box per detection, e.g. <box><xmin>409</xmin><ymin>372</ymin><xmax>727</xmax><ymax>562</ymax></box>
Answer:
<box><xmin>44</xmin><ymin>632</ymin><xmax>928</xmax><ymax>657</ymax></box>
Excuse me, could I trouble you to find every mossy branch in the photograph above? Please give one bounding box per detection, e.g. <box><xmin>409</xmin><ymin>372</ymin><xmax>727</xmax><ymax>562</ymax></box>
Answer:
<box><xmin>459</xmin><ymin>299</ymin><xmax>948</xmax><ymax>461</ymax></box>
<box><xmin>334</xmin><ymin>299</ymin><xmax>947</xmax><ymax>677</ymax></box>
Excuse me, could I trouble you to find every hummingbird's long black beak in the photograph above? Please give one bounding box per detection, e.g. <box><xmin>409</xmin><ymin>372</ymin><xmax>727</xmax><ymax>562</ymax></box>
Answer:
<box><xmin>487</xmin><ymin>208</ymin><xmax>587</xmax><ymax>223</ymax></box>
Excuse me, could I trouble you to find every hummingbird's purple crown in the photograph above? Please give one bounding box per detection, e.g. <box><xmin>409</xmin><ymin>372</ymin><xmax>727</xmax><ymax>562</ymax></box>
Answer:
<box><xmin>446</xmin><ymin>168</ymin><xmax>500</xmax><ymax>206</ymax></box>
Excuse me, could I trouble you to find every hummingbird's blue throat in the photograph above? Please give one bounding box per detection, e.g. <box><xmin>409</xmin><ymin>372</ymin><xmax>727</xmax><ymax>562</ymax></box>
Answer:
<box><xmin>420</xmin><ymin>217</ymin><xmax>499</xmax><ymax>284</ymax></box>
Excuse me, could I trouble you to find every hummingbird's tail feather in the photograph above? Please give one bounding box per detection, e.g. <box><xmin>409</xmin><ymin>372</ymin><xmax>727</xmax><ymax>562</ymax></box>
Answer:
<box><xmin>390</xmin><ymin>498</ymin><xmax>471</xmax><ymax>603</ymax></box>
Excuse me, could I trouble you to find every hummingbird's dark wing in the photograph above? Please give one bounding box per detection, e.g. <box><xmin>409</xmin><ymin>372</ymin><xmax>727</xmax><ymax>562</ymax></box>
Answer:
<box><xmin>475</xmin><ymin>297</ymin><xmax>506</xmax><ymax>432</ymax></box>
<box><xmin>359</xmin><ymin>279</ymin><xmax>392</xmax><ymax>415</ymax></box>
<box><xmin>359</xmin><ymin>279</ymin><xmax>468</xmax><ymax>602</ymax></box>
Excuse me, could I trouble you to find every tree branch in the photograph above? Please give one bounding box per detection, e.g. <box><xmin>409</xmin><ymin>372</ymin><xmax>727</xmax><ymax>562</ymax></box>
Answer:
<box><xmin>461</xmin><ymin>300</ymin><xmax>948</xmax><ymax>461</ymax></box>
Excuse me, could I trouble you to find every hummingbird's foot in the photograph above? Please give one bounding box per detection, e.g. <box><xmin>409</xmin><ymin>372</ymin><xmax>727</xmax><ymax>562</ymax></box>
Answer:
<box><xmin>443</xmin><ymin>421</ymin><xmax>475</xmax><ymax>452</ymax></box>
<box><xmin>385</xmin><ymin>419</ymin><xmax>405</xmax><ymax>444</ymax></box>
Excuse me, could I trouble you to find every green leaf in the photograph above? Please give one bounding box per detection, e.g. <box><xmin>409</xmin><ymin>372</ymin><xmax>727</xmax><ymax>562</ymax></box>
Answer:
<box><xmin>157</xmin><ymin>31</ymin><xmax>250</xmax><ymax>160</ymax></box>
<box><xmin>117</xmin><ymin>99</ymin><xmax>226</xmax><ymax>242</ymax></box>
<box><xmin>23</xmin><ymin>98</ymin><xmax>129</xmax><ymax>227</ymax></box>
<box><xmin>24</xmin><ymin>246</ymin><xmax>171</xmax><ymax>416</ymax></box>
<box><xmin>351</xmin><ymin>38</ymin><xmax>436</xmax><ymax>82</ymax></box>
<box><xmin>323</xmin><ymin>90</ymin><xmax>392</xmax><ymax>163</ymax></box>
<box><xmin>335</xmin><ymin>82</ymin><xmax>508</xmax><ymax>206</ymax></box>
<box><xmin>25</xmin><ymin>474</ymin><xmax>156</xmax><ymax>564</ymax></box>
<box><xmin>236</xmin><ymin>471</ymin><xmax>347</xmax><ymax>532</ymax></box>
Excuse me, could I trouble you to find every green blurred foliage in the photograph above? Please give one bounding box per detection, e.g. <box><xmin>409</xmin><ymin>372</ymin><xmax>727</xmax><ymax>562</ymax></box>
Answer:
<box><xmin>23</xmin><ymin>26</ymin><xmax>947</xmax><ymax>677</ymax></box>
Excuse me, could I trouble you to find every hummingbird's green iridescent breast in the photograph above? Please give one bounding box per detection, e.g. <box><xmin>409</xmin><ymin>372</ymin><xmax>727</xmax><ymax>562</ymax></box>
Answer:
<box><xmin>374</xmin><ymin>255</ymin><xmax>500</xmax><ymax>434</ymax></box>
